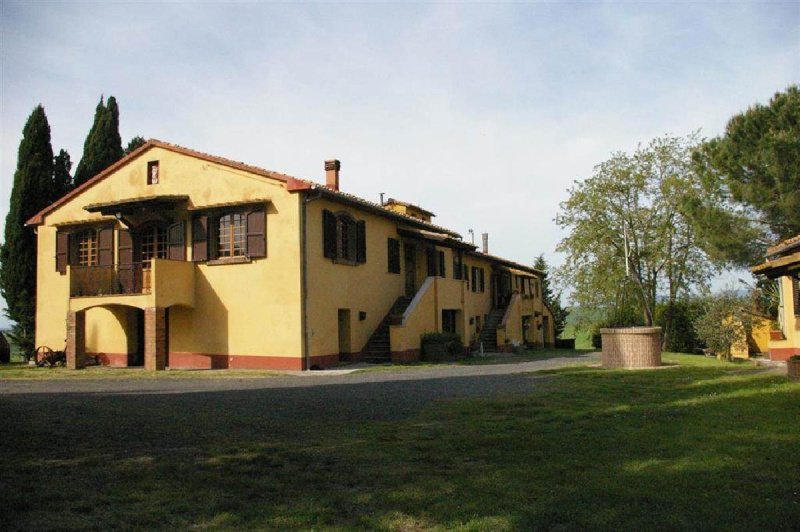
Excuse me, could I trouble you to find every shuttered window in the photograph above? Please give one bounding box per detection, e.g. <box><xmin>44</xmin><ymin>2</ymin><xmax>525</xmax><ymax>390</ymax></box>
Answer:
<box><xmin>76</xmin><ymin>230</ymin><xmax>98</xmax><ymax>266</ymax></box>
<box><xmin>388</xmin><ymin>238</ymin><xmax>401</xmax><ymax>274</ymax></box>
<box><xmin>479</xmin><ymin>268</ymin><xmax>485</xmax><ymax>292</ymax></box>
<box><xmin>471</xmin><ymin>267</ymin><xmax>478</xmax><ymax>292</ymax></box>
<box><xmin>793</xmin><ymin>277</ymin><xmax>799</xmax><ymax>317</ymax></box>
<box><xmin>438</xmin><ymin>250</ymin><xmax>445</xmax><ymax>277</ymax></box>
<box><xmin>426</xmin><ymin>247</ymin><xmax>437</xmax><ymax>276</ymax></box>
<box><xmin>191</xmin><ymin>206</ymin><xmax>265</xmax><ymax>262</ymax></box>
<box><xmin>322</xmin><ymin>209</ymin><xmax>366</xmax><ymax>265</ymax></box>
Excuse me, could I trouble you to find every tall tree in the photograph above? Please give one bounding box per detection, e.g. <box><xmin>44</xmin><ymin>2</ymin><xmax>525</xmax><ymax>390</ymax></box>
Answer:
<box><xmin>556</xmin><ymin>134</ymin><xmax>715</xmax><ymax>347</ymax></box>
<box><xmin>533</xmin><ymin>255</ymin><xmax>569</xmax><ymax>339</ymax></box>
<box><xmin>125</xmin><ymin>135</ymin><xmax>146</xmax><ymax>155</ymax></box>
<box><xmin>52</xmin><ymin>149</ymin><xmax>73</xmax><ymax>200</ymax></box>
<box><xmin>687</xmin><ymin>85</ymin><xmax>800</xmax><ymax>267</ymax></box>
<box><xmin>73</xmin><ymin>95</ymin><xmax>124</xmax><ymax>187</ymax></box>
<box><xmin>0</xmin><ymin>106</ymin><xmax>55</xmax><ymax>357</ymax></box>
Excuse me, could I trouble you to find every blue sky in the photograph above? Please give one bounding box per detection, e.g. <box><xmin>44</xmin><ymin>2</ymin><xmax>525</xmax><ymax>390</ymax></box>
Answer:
<box><xmin>1</xmin><ymin>1</ymin><xmax>798</xmax><ymax>329</ymax></box>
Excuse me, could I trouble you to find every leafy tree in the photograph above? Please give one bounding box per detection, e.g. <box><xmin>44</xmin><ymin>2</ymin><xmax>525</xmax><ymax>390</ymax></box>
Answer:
<box><xmin>556</xmin><ymin>134</ymin><xmax>715</xmax><ymax>348</ymax></box>
<box><xmin>0</xmin><ymin>106</ymin><xmax>55</xmax><ymax>358</ymax></box>
<box><xmin>125</xmin><ymin>135</ymin><xmax>146</xmax><ymax>155</ymax></box>
<box><xmin>694</xmin><ymin>290</ymin><xmax>752</xmax><ymax>361</ymax></box>
<box><xmin>52</xmin><ymin>149</ymin><xmax>73</xmax><ymax>199</ymax></box>
<box><xmin>533</xmin><ymin>254</ymin><xmax>569</xmax><ymax>339</ymax></box>
<box><xmin>687</xmin><ymin>85</ymin><xmax>800</xmax><ymax>267</ymax></box>
<box><xmin>73</xmin><ymin>95</ymin><xmax>124</xmax><ymax>187</ymax></box>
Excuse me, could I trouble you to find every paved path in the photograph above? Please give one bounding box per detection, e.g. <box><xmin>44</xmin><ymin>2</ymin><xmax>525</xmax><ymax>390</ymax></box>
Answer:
<box><xmin>0</xmin><ymin>353</ymin><xmax>599</xmax><ymax>396</ymax></box>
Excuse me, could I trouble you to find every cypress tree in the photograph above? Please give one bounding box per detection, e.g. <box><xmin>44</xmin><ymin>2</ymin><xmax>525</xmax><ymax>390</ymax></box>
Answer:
<box><xmin>52</xmin><ymin>149</ymin><xmax>73</xmax><ymax>200</ymax></box>
<box><xmin>0</xmin><ymin>105</ymin><xmax>55</xmax><ymax>357</ymax></box>
<box><xmin>533</xmin><ymin>254</ymin><xmax>569</xmax><ymax>339</ymax></box>
<box><xmin>73</xmin><ymin>95</ymin><xmax>124</xmax><ymax>187</ymax></box>
<box><xmin>125</xmin><ymin>135</ymin><xmax>146</xmax><ymax>155</ymax></box>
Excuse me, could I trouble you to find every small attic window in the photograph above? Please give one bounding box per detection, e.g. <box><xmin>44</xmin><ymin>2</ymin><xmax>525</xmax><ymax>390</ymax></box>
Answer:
<box><xmin>147</xmin><ymin>161</ymin><xmax>160</xmax><ymax>185</ymax></box>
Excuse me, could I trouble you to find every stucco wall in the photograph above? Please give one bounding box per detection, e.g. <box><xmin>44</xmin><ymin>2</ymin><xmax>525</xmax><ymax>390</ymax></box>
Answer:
<box><xmin>35</xmin><ymin>146</ymin><xmax>304</xmax><ymax>364</ymax></box>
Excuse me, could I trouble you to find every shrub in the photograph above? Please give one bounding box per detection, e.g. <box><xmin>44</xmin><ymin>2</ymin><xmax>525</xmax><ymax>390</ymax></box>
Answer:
<box><xmin>421</xmin><ymin>332</ymin><xmax>464</xmax><ymax>361</ymax></box>
<box><xmin>694</xmin><ymin>290</ymin><xmax>752</xmax><ymax>361</ymax></box>
<box><xmin>655</xmin><ymin>299</ymin><xmax>706</xmax><ymax>353</ymax></box>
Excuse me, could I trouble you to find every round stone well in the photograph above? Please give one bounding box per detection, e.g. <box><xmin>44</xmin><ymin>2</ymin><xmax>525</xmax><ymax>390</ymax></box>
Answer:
<box><xmin>600</xmin><ymin>326</ymin><xmax>662</xmax><ymax>369</ymax></box>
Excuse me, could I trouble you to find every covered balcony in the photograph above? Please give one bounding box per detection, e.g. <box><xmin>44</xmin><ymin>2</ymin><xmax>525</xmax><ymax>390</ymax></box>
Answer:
<box><xmin>68</xmin><ymin>258</ymin><xmax>195</xmax><ymax>312</ymax></box>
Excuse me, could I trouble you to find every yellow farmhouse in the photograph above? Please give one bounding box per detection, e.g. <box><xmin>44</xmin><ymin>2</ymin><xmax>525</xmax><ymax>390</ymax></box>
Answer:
<box><xmin>752</xmin><ymin>234</ymin><xmax>800</xmax><ymax>361</ymax></box>
<box><xmin>27</xmin><ymin>140</ymin><xmax>555</xmax><ymax>370</ymax></box>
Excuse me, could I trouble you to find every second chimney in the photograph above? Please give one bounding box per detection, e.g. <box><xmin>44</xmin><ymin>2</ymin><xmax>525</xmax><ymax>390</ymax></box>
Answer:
<box><xmin>325</xmin><ymin>159</ymin><xmax>341</xmax><ymax>191</ymax></box>
<box><xmin>482</xmin><ymin>233</ymin><xmax>489</xmax><ymax>254</ymax></box>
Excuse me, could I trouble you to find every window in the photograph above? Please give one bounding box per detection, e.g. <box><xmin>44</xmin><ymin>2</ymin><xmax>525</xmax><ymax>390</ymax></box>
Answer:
<box><xmin>76</xmin><ymin>230</ymin><xmax>98</xmax><ymax>266</ymax></box>
<box><xmin>323</xmin><ymin>210</ymin><xmax>366</xmax><ymax>264</ymax></box>
<box><xmin>471</xmin><ymin>267</ymin><xmax>478</xmax><ymax>293</ymax></box>
<box><xmin>218</xmin><ymin>213</ymin><xmax>246</xmax><ymax>258</ymax></box>
<box><xmin>463</xmin><ymin>264</ymin><xmax>469</xmax><ymax>288</ymax></box>
<box><xmin>191</xmin><ymin>207</ymin><xmax>266</xmax><ymax>263</ymax></box>
<box><xmin>388</xmin><ymin>238</ymin><xmax>401</xmax><ymax>274</ymax></box>
<box><xmin>438</xmin><ymin>250</ymin><xmax>446</xmax><ymax>277</ymax></box>
<box><xmin>147</xmin><ymin>161</ymin><xmax>159</xmax><ymax>185</ymax></box>
<box><xmin>442</xmin><ymin>310</ymin><xmax>457</xmax><ymax>334</ymax></box>
<box><xmin>140</xmin><ymin>225</ymin><xmax>168</xmax><ymax>267</ymax></box>
<box><xmin>479</xmin><ymin>268</ymin><xmax>485</xmax><ymax>292</ymax></box>
<box><xmin>793</xmin><ymin>277</ymin><xmax>799</xmax><ymax>317</ymax></box>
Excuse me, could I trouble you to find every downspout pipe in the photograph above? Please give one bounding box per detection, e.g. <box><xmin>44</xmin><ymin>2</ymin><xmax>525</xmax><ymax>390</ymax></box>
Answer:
<box><xmin>300</xmin><ymin>187</ymin><xmax>323</xmax><ymax>370</ymax></box>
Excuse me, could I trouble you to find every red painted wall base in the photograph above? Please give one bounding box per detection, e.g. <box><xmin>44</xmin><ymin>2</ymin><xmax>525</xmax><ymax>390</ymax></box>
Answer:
<box><xmin>391</xmin><ymin>349</ymin><xmax>421</xmax><ymax>364</ymax></box>
<box><xmin>769</xmin><ymin>347</ymin><xmax>800</xmax><ymax>361</ymax></box>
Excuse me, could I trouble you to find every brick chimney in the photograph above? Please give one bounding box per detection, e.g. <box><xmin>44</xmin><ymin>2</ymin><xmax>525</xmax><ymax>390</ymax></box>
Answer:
<box><xmin>325</xmin><ymin>159</ymin><xmax>341</xmax><ymax>191</ymax></box>
<box><xmin>482</xmin><ymin>233</ymin><xmax>489</xmax><ymax>254</ymax></box>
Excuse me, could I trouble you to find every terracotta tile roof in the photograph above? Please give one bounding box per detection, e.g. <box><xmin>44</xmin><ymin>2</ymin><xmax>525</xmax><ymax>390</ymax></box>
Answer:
<box><xmin>25</xmin><ymin>139</ymin><xmax>296</xmax><ymax>226</ymax></box>
<box><xmin>26</xmin><ymin>139</ymin><xmax>542</xmax><ymax>272</ymax></box>
<box><xmin>467</xmin><ymin>250</ymin><xmax>546</xmax><ymax>277</ymax></box>
<box><xmin>767</xmin><ymin>233</ymin><xmax>800</xmax><ymax>257</ymax></box>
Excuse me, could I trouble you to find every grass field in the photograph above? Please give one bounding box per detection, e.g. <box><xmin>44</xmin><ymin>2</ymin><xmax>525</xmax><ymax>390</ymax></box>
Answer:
<box><xmin>3</xmin><ymin>354</ymin><xmax>798</xmax><ymax>530</ymax></box>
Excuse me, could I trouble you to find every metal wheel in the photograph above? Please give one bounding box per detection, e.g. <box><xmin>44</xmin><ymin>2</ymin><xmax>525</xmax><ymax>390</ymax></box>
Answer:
<box><xmin>34</xmin><ymin>346</ymin><xmax>54</xmax><ymax>367</ymax></box>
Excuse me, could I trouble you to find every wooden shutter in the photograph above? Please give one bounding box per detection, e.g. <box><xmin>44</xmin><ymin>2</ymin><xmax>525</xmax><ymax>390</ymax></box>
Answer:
<box><xmin>793</xmin><ymin>277</ymin><xmax>800</xmax><ymax>317</ymax></box>
<box><xmin>168</xmin><ymin>222</ymin><xmax>186</xmax><ymax>261</ymax></box>
<box><xmin>117</xmin><ymin>229</ymin><xmax>135</xmax><ymax>294</ymax></box>
<box><xmin>192</xmin><ymin>216</ymin><xmax>208</xmax><ymax>262</ymax></box>
<box><xmin>480</xmin><ymin>269</ymin><xmax>486</xmax><ymax>292</ymax></box>
<box><xmin>438</xmin><ymin>250</ymin><xmax>445</xmax><ymax>277</ymax></box>
<box><xmin>426</xmin><ymin>247</ymin><xmax>436</xmax><ymax>276</ymax></box>
<box><xmin>388</xmin><ymin>238</ymin><xmax>400</xmax><ymax>273</ymax></box>
<box><xmin>98</xmin><ymin>227</ymin><xmax>114</xmax><ymax>267</ymax></box>
<box><xmin>55</xmin><ymin>232</ymin><xmax>69</xmax><ymax>274</ymax></box>
<box><xmin>356</xmin><ymin>220</ymin><xmax>366</xmax><ymax>264</ymax></box>
<box><xmin>246</xmin><ymin>210</ymin><xmax>266</xmax><ymax>258</ymax></box>
<box><xmin>323</xmin><ymin>210</ymin><xmax>337</xmax><ymax>259</ymax></box>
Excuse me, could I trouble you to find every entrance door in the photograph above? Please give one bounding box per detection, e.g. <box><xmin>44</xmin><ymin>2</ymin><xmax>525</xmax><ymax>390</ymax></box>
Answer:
<box><xmin>404</xmin><ymin>244</ymin><xmax>416</xmax><ymax>297</ymax></box>
<box><xmin>338</xmin><ymin>309</ymin><xmax>351</xmax><ymax>356</ymax></box>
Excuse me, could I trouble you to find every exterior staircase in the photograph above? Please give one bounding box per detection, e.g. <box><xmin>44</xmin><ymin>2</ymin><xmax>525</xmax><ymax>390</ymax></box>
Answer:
<box><xmin>360</xmin><ymin>296</ymin><xmax>413</xmax><ymax>363</ymax></box>
<box><xmin>478</xmin><ymin>308</ymin><xmax>506</xmax><ymax>352</ymax></box>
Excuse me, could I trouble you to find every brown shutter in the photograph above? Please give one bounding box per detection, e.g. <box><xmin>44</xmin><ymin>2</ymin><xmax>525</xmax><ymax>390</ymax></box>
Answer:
<box><xmin>117</xmin><ymin>229</ymin><xmax>135</xmax><ymax>294</ymax></box>
<box><xmin>480</xmin><ymin>269</ymin><xmax>486</xmax><ymax>292</ymax></box>
<box><xmin>98</xmin><ymin>227</ymin><xmax>114</xmax><ymax>266</ymax></box>
<box><xmin>323</xmin><ymin>209</ymin><xmax>337</xmax><ymax>259</ymax></box>
<box><xmin>168</xmin><ymin>222</ymin><xmax>186</xmax><ymax>261</ymax></box>
<box><xmin>118</xmin><ymin>230</ymin><xmax>133</xmax><ymax>266</ymax></box>
<box><xmin>55</xmin><ymin>232</ymin><xmax>69</xmax><ymax>274</ymax></box>
<box><xmin>438</xmin><ymin>250</ymin><xmax>445</xmax><ymax>277</ymax></box>
<box><xmin>192</xmin><ymin>216</ymin><xmax>208</xmax><ymax>262</ymax></box>
<box><xmin>246</xmin><ymin>209</ymin><xmax>266</xmax><ymax>258</ymax></box>
<box><xmin>426</xmin><ymin>247</ymin><xmax>436</xmax><ymax>276</ymax></box>
<box><xmin>793</xmin><ymin>277</ymin><xmax>800</xmax><ymax>317</ymax></box>
<box><xmin>356</xmin><ymin>220</ymin><xmax>366</xmax><ymax>264</ymax></box>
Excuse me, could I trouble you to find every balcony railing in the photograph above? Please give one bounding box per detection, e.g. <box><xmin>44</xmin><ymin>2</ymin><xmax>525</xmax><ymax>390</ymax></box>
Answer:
<box><xmin>70</xmin><ymin>264</ymin><xmax>152</xmax><ymax>297</ymax></box>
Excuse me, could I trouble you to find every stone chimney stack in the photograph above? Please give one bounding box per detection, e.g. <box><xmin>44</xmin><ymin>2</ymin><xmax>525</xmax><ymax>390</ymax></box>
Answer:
<box><xmin>482</xmin><ymin>233</ymin><xmax>489</xmax><ymax>254</ymax></box>
<box><xmin>325</xmin><ymin>159</ymin><xmax>341</xmax><ymax>191</ymax></box>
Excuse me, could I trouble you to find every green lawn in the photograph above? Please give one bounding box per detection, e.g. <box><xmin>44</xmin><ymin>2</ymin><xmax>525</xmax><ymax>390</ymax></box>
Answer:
<box><xmin>3</xmin><ymin>354</ymin><xmax>798</xmax><ymax>530</ymax></box>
